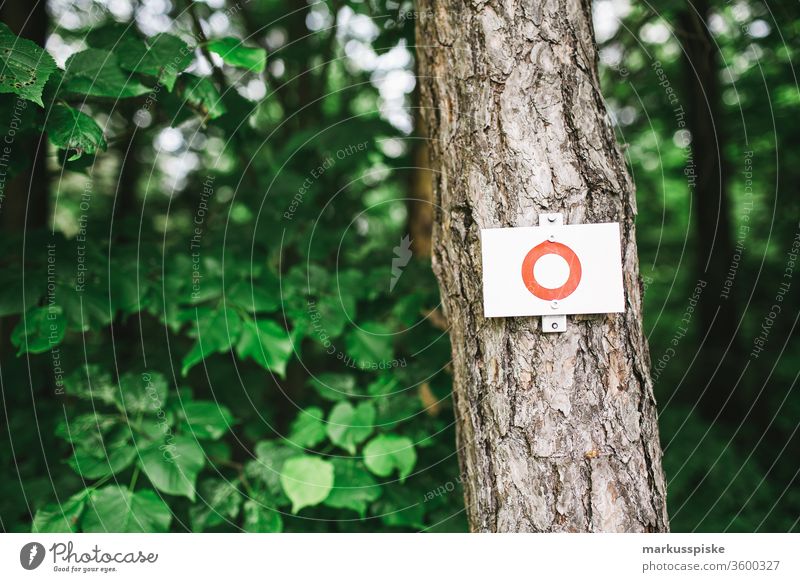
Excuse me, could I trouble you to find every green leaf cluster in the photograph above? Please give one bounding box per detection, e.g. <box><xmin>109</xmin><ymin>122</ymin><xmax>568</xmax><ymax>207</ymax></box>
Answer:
<box><xmin>4</xmin><ymin>3</ymin><xmax>467</xmax><ymax>536</ymax></box>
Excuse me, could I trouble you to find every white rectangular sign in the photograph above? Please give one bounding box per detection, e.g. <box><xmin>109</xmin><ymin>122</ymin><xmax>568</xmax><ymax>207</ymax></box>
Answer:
<box><xmin>481</xmin><ymin>222</ymin><xmax>625</xmax><ymax>318</ymax></box>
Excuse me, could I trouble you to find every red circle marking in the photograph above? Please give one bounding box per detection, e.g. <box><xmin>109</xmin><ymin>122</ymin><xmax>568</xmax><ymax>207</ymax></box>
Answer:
<box><xmin>521</xmin><ymin>241</ymin><xmax>582</xmax><ymax>300</ymax></box>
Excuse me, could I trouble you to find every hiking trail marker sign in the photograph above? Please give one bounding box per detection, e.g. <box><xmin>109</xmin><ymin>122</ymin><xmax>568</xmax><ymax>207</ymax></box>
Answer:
<box><xmin>480</xmin><ymin>213</ymin><xmax>625</xmax><ymax>332</ymax></box>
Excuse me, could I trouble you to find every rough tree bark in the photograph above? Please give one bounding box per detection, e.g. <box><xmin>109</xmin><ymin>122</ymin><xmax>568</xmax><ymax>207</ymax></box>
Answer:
<box><xmin>416</xmin><ymin>0</ymin><xmax>669</xmax><ymax>532</ymax></box>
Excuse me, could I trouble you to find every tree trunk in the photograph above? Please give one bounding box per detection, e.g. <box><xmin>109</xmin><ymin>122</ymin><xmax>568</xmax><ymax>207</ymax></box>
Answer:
<box><xmin>416</xmin><ymin>0</ymin><xmax>669</xmax><ymax>532</ymax></box>
<box><xmin>678</xmin><ymin>0</ymin><xmax>743</xmax><ymax>421</ymax></box>
<box><xmin>407</xmin><ymin>110</ymin><xmax>434</xmax><ymax>257</ymax></box>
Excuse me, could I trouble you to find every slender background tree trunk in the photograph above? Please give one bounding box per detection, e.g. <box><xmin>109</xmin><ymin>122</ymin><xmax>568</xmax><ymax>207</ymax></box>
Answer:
<box><xmin>417</xmin><ymin>0</ymin><xmax>669</xmax><ymax>532</ymax></box>
<box><xmin>678</xmin><ymin>0</ymin><xmax>743</xmax><ymax>422</ymax></box>
<box><xmin>408</xmin><ymin>94</ymin><xmax>434</xmax><ymax>257</ymax></box>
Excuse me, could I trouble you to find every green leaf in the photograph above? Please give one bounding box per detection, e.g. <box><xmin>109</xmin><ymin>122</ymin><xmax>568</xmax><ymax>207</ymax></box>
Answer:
<box><xmin>62</xmin><ymin>49</ymin><xmax>150</xmax><ymax>98</ymax></box>
<box><xmin>227</xmin><ymin>278</ymin><xmax>279</xmax><ymax>313</ymax></box>
<box><xmin>290</xmin><ymin>293</ymin><xmax>351</xmax><ymax>341</ymax></box>
<box><xmin>327</xmin><ymin>401</ymin><xmax>376</xmax><ymax>454</ymax></box>
<box><xmin>235</xmin><ymin>316</ymin><xmax>293</xmax><ymax>378</ymax></box>
<box><xmin>245</xmin><ymin>441</ymin><xmax>297</xmax><ymax>504</ymax></box>
<box><xmin>185</xmin><ymin>272</ymin><xmax>223</xmax><ymax>305</ymax></box>
<box><xmin>116</xmin><ymin>371</ymin><xmax>169</xmax><ymax>415</ymax></box>
<box><xmin>203</xmin><ymin>440</ymin><xmax>231</xmax><ymax>464</ymax></box>
<box><xmin>363</xmin><ymin>434</ymin><xmax>416</xmax><ymax>482</ymax></box>
<box><xmin>283</xmin><ymin>265</ymin><xmax>355</xmax><ymax>340</ymax></box>
<box><xmin>82</xmin><ymin>486</ymin><xmax>171</xmax><ymax>533</ymax></box>
<box><xmin>62</xmin><ymin>365</ymin><xmax>118</xmax><ymax>406</ymax></box>
<box><xmin>32</xmin><ymin>490</ymin><xmax>89</xmax><ymax>533</ymax></box>
<box><xmin>180</xmin><ymin>73</ymin><xmax>226</xmax><ymax>120</ymax></box>
<box><xmin>57</xmin><ymin>283</ymin><xmax>114</xmax><ymax>331</ymax></box>
<box><xmin>367</xmin><ymin>375</ymin><xmax>398</xmax><ymax>397</ymax></box>
<box><xmin>67</xmin><ymin>438</ymin><xmax>136</xmax><ymax>480</ymax></box>
<box><xmin>374</xmin><ymin>392</ymin><xmax>423</xmax><ymax>430</ymax></box>
<box><xmin>85</xmin><ymin>22</ymin><xmax>136</xmax><ymax>49</ymax></box>
<box><xmin>46</xmin><ymin>104</ymin><xmax>106</xmax><ymax>160</ymax></box>
<box><xmin>279</xmin><ymin>455</ymin><xmax>334</xmax><ymax>513</ymax></box>
<box><xmin>324</xmin><ymin>459</ymin><xmax>382</xmax><ymax>517</ymax></box>
<box><xmin>10</xmin><ymin>306</ymin><xmax>65</xmax><ymax>355</ymax></box>
<box><xmin>118</xmin><ymin>33</ymin><xmax>193</xmax><ymax>91</ymax></box>
<box><xmin>346</xmin><ymin>322</ymin><xmax>394</xmax><ymax>368</ymax></box>
<box><xmin>288</xmin><ymin>406</ymin><xmax>327</xmax><ymax>448</ymax></box>
<box><xmin>152</xmin><ymin>274</ymin><xmax>193</xmax><ymax>330</ymax></box>
<box><xmin>207</xmin><ymin>37</ymin><xmax>266</xmax><ymax>72</ymax></box>
<box><xmin>0</xmin><ymin>22</ymin><xmax>57</xmax><ymax>106</ymax></box>
<box><xmin>139</xmin><ymin>435</ymin><xmax>205</xmax><ymax>500</ymax></box>
<box><xmin>309</xmin><ymin>373</ymin><xmax>358</xmax><ymax>402</ymax></box>
<box><xmin>242</xmin><ymin>499</ymin><xmax>283</xmax><ymax>532</ymax></box>
<box><xmin>137</xmin><ymin>414</ymin><xmax>176</xmax><ymax>442</ymax></box>
<box><xmin>180</xmin><ymin>401</ymin><xmax>233</xmax><ymax>440</ymax></box>
<box><xmin>189</xmin><ymin>479</ymin><xmax>241</xmax><ymax>532</ymax></box>
<box><xmin>55</xmin><ymin>412</ymin><xmax>118</xmax><ymax>444</ymax></box>
<box><xmin>182</xmin><ymin>307</ymin><xmax>242</xmax><ymax>376</ymax></box>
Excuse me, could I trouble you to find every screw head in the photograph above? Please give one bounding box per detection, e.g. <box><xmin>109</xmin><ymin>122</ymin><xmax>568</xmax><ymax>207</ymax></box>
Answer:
<box><xmin>547</xmin><ymin>215</ymin><xmax>557</xmax><ymax>223</ymax></box>
<box><xmin>550</xmin><ymin>300</ymin><xmax>559</xmax><ymax>309</ymax></box>
<box><xmin>548</xmin><ymin>234</ymin><xmax>556</xmax><ymax>242</ymax></box>
<box><xmin>551</xmin><ymin>322</ymin><xmax>558</xmax><ymax>329</ymax></box>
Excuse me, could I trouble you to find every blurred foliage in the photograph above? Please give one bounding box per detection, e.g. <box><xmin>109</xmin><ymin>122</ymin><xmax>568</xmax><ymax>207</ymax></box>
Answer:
<box><xmin>0</xmin><ymin>0</ymin><xmax>797</xmax><ymax>533</ymax></box>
